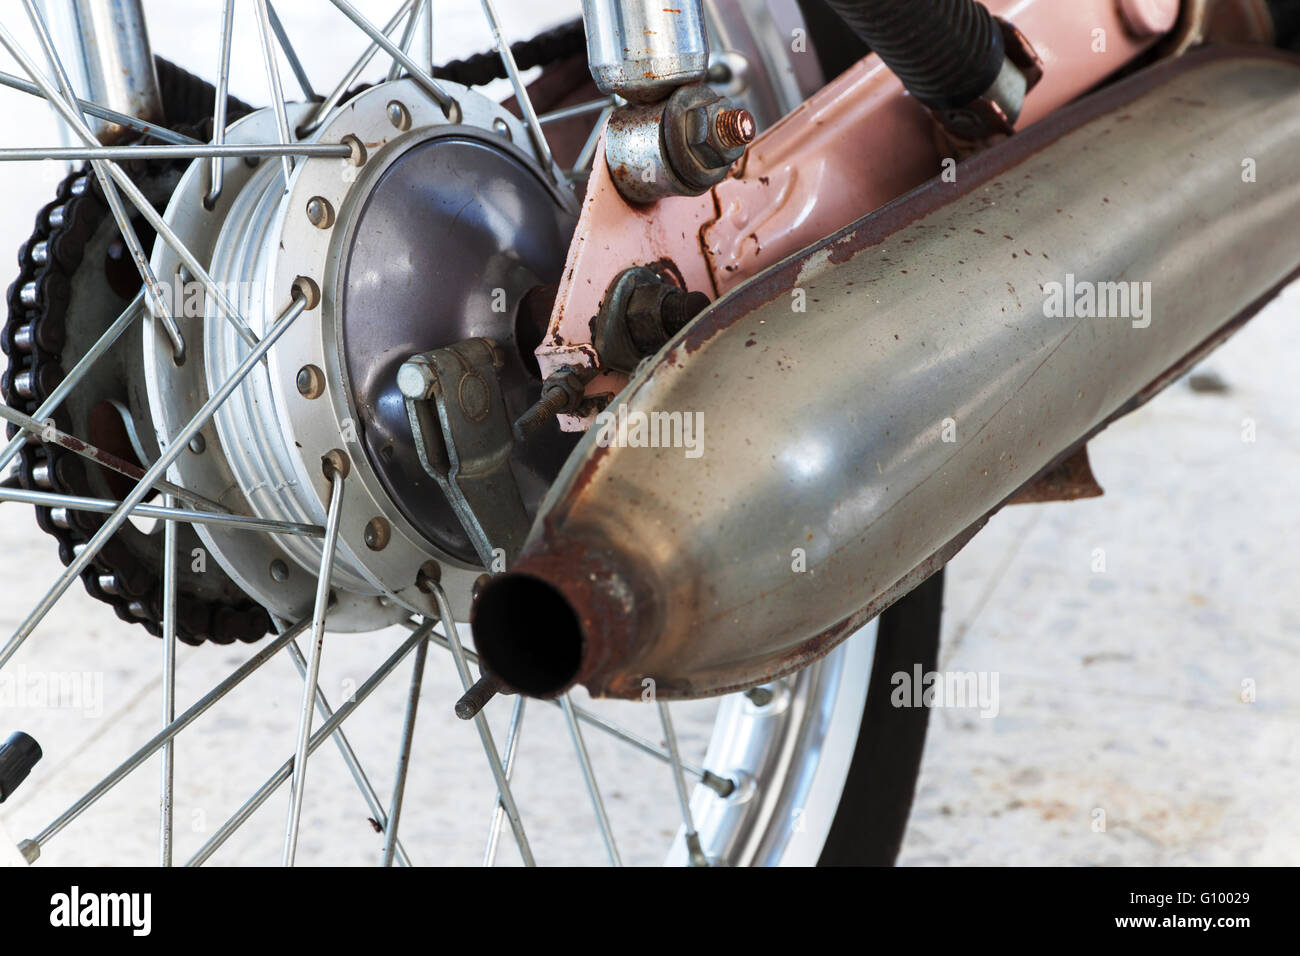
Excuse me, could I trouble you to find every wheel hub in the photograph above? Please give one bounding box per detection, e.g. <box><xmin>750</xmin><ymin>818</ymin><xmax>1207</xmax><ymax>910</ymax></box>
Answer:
<box><xmin>145</xmin><ymin>80</ymin><xmax>577</xmax><ymax>627</ymax></box>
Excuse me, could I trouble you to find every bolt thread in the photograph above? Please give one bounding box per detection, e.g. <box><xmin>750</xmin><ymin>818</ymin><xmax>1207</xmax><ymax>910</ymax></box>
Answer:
<box><xmin>714</xmin><ymin>108</ymin><xmax>757</xmax><ymax>148</ymax></box>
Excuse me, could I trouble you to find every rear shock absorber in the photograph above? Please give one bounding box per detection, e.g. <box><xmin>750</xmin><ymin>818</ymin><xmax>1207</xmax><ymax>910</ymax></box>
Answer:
<box><xmin>821</xmin><ymin>0</ymin><xmax>1040</xmax><ymax>138</ymax></box>
<box><xmin>581</xmin><ymin>1</ymin><xmax>759</xmax><ymax>203</ymax></box>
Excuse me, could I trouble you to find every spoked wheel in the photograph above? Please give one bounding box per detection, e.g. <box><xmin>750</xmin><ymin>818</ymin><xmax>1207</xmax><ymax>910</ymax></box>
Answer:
<box><xmin>0</xmin><ymin>0</ymin><xmax>941</xmax><ymax>866</ymax></box>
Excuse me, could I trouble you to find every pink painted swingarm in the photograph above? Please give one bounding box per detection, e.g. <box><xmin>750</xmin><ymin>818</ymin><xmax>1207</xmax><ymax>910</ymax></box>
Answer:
<box><xmin>536</xmin><ymin>0</ymin><xmax>1184</xmax><ymax>429</ymax></box>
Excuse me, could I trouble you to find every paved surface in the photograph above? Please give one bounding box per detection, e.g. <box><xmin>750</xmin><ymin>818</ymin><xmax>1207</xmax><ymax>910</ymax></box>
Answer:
<box><xmin>1</xmin><ymin>1</ymin><xmax>1297</xmax><ymax>867</ymax></box>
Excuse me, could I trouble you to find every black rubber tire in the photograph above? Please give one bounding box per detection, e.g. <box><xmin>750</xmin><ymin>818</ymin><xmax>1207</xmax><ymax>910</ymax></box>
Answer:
<box><xmin>817</xmin><ymin>570</ymin><xmax>944</xmax><ymax>865</ymax></box>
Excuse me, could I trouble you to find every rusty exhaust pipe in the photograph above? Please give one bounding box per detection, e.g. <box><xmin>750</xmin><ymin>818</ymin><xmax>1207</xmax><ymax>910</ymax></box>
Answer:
<box><xmin>473</xmin><ymin>48</ymin><xmax>1300</xmax><ymax>700</ymax></box>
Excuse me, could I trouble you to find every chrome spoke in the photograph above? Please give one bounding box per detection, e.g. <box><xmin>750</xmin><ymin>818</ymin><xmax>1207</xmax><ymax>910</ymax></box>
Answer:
<box><xmin>561</xmin><ymin>695</ymin><xmax>622</xmax><ymax>866</ymax></box>
<box><xmin>326</xmin><ymin>0</ymin><xmax>454</xmax><ymax>114</ymax></box>
<box><xmin>381</xmin><ymin>636</ymin><xmax>429</xmax><ymax>866</ymax></box>
<box><xmin>159</xmin><ymin>494</ymin><xmax>179</xmax><ymax>867</ymax></box>
<box><xmin>482</xmin><ymin>695</ymin><xmax>525</xmax><ymax>867</ymax></box>
<box><xmin>0</xmin><ymin>70</ymin><xmax>200</xmax><ymax>146</ymax></box>
<box><xmin>0</xmin><ymin>486</ymin><xmax>325</xmax><ymax>537</ymax></box>
<box><xmin>206</xmin><ymin>0</ymin><xmax>235</xmax><ymax>207</ymax></box>
<box><xmin>387</xmin><ymin>0</ymin><xmax>425</xmax><ymax>83</ymax></box>
<box><xmin>424</xmin><ymin>0</ymin><xmax>435</xmax><ymax>73</ymax></box>
<box><xmin>657</xmin><ymin>701</ymin><xmax>708</xmax><ymax>866</ymax></box>
<box><xmin>0</xmin><ymin>291</ymin><xmax>145</xmax><ymax>474</ymax></box>
<box><xmin>187</xmin><ymin>622</ymin><xmax>435</xmax><ymax>867</ymax></box>
<box><xmin>571</xmin><ymin>105</ymin><xmax>612</xmax><ymax>179</ymax></box>
<box><xmin>281</xmin><ymin>462</ymin><xmax>346</xmax><ymax>867</ymax></box>
<box><xmin>0</xmin><ymin>22</ymin><xmax>261</xmax><ymax>351</ymax></box>
<box><xmin>0</xmin><ymin>289</ymin><xmax>309</xmax><ymax>669</ymax></box>
<box><xmin>253</xmin><ymin>0</ymin><xmax>296</xmax><ymax>182</ymax></box>
<box><xmin>286</xmin><ymin>640</ymin><xmax>412</xmax><ymax>866</ymax></box>
<box><xmin>0</xmin><ymin>142</ymin><xmax>352</xmax><ymax>161</ymax></box>
<box><xmin>18</xmin><ymin>618</ymin><xmax>310</xmax><ymax>862</ymax></box>
<box><xmin>540</xmin><ymin>96</ymin><xmax>617</xmax><ymax>125</ymax></box>
<box><xmin>266</xmin><ymin>1</ymin><xmax>319</xmax><ymax>102</ymax></box>
<box><xmin>479</xmin><ymin>0</ymin><xmax>553</xmax><ymax>178</ymax></box>
<box><xmin>0</xmin><ymin>403</ymin><xmax>231</xmax><ymax>515</ymax></box>
<box><xmin>301</xmin><ymin>0</ymin><xmax>419</xmax><ymax>136</ymax></box>
<box><xmin>399</xmin><ymin>617</ymin><xmax>736</xmax><ymax>796</ymax></box>
<box><xmin>18</xmin><ymin>1</ymin><xmax>186</xmax><ymax>361</ymax></box>
<box><xmin>425</xmin><ymin>585</ymin><xmax>536</xmax><ymax>866</ymax></box>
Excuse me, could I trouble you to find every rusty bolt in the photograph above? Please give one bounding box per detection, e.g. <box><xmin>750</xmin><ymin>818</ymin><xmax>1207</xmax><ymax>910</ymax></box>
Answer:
<box><xmin>664</xmin><ymin>85</ymin><xmax>752</xmax><ymax>192</ymax></box>
<box><xmin>514</xmin><ymin>364</ymin><xmax>596</xmax><ymax>441</ymax></box>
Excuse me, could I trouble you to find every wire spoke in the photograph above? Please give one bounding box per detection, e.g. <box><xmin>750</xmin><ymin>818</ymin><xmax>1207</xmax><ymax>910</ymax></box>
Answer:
<box><xmin>18</xmin><ymin>618</ymin><xmax>310</xmax><ymax>861</ymax></box>
<box><xmin>0</xmin><ymin>22</ymin><xmax>261</xmax><ymax>351</ymax></box>
<box><xmin>0</xmin><ymin>70</ymin><xmax>200</xmax><ymax>146</ymax></box>
<box><xmin>0</xmin><ymin>486</ymin><xmax>325</xmax><ymax>537</ymax></box>
<box><xmin>399</xmin><ymin>617</ymin><xmax>736</xmax><ymax>796</ymax></box>
<box><xmin>159</xmin><ymin>494</ymin><xmax>179</xmax><ymax>866</ymax></box>
<box><xmin>0</xmin><ymin>290</ymin><xmax>145</xmax><ymax>474</ymax></box>
<box><xmin>0</xmin><ymin>289</ymin><xmax>309</xmax><ymax>669</ymax></box>
<box><xmin>571</xmin><ymin>106</ymin><xmax>612</xmax><ymax>180</ymax></box>
<box><xmin>206</xmin><ymin>0</ymin><xmax>236</xmax><ymax>207</ymax></box>
<box><xmin>562</xmin><ymin>695</ymin><xmax>622</xmax><ymax>866</ymax></box>
<box><xmin>0</xmin><ymin>403</ymin><xmax>231</xmax><ymax>514</ymax></box>
<box><xmin>266</xmin><ymin>1</ymin><xmax>319</xmax><ymax>102</ymax></box>
<box><xmin>425</xmin><ymin>585</ymin><xmax>536</xmax><ymax>866</ymax></box>
<box><xmin>482</xmin><ymin>695</ymin><xmax>525</xmax><ymax>866</ymax></box>
<box><xmin>301</xmin><ymin>0</ymin><xmax>419</xmax><ymax>136</ymax></box>
<box><xmin>18</xmin><ymin>0</ymin><xmax>186</xmax><ymax>361</ymax></box>
<box><xmin>424</xmin><ymin>0</ymin><xmax>435</xmax><ymax>73</ymax></box>
<box><xmin>281</xmin><ymin>463</ymin><xmax>346</xmax><ymax>866</ymax></box>
<box><xmin>387</xmin><ymin>0</ymin><xmax>425</xmax><ymax>83</ymax></box>
<box><xmin>0</xmin><ymin>142</ymin><xmax>351</xmax><ymax>161</ymax></box>
<box><xmin>540</xmin><ymin>96</ymin><xmax>617</xmax><ymax>126</ymax></box>
<box><xmin>479</xmin><ymin>0</ymin><xmax>553</xmax><ymax>179</ymax></box>
<box><xmin>657</xmin><ymin>701</ymin><xmax>708</xmax><ymax>866</ymax></box>
<box><xmin>381</xmin><ymin>637</ymin><xmax>429</xmax><ymax>866</ymax></box>
<box><xmin>186</xmin><ymin>621</ymin><xmax>435</xmax><ymax>867</ymax></box>
<box><xmin>286</xmin><ymin>640</ymin><xmax>412</xmax><ymax>866</ymax></box>
<box><xmin>326</xmin><ymin>0</ymin><xmax>454</xmax><ymax>114</ymax></box>
<box><xmin>253</xmin><ymin>0</ymin><xmax>296</xmax><ymax>183</ymax></box>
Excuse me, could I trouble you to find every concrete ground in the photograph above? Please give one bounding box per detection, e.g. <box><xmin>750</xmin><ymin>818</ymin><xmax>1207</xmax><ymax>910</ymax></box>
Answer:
<box><xmin>1</xmin><ymin>1</ymin><xmax>1297</xmax><ymax>867</ymax></box>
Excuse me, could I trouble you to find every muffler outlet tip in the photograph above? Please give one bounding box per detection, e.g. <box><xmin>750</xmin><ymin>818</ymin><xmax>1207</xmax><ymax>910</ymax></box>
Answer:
<box><xmin>472</xmin><ymin>573</ymin><xmax>585</xmax><ymax>698</ymax></box>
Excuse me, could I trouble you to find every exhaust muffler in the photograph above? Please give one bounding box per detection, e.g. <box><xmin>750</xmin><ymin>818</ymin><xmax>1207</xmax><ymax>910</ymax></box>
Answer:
<box><xmin>473</xmin><ymin>48</ymin><xmax>1300</xmax><ymax>699</ymax></box>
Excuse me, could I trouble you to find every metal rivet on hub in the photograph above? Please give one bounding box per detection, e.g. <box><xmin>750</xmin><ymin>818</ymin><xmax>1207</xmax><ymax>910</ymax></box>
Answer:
<box><xmin>387</xmin><ymin>100</ymin><xmax>411</xmax><ymax>131</ymax></box>
<box><xmin>492</xmin><ymin>118</ymin><xmax>511</xmax><ymax>140</ymax></box>
<box><xmin>270</xmin><ymin>559</ymin><xmax>289</xmax><ymax>583</ymax></box>
<box><xmin>188</xmin><ymin>434</ymin><xmax>206</xmax><ymax>454</ymax></box>
<box><xmin>472</xmin><ymin>573</ymin><xmax>492</xmax><ymax>602</ymax></box>
<box><xmin>364</xmin><ymin>517</ymin><xmax>391</xmax><ymax>551</ymax></box>
<box><xmin>305</xmin><ymin>196</ymin><xmax>335</xmax><ymax>229</ymax></box>
<box><xmin>296</xmin><ymin>364</ymin><xmax>325</xmax><ymax>399</ymax></box>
